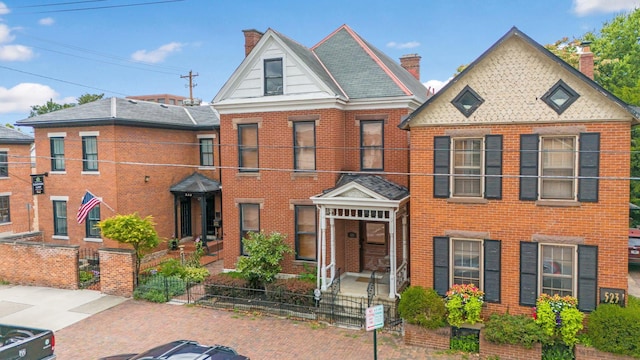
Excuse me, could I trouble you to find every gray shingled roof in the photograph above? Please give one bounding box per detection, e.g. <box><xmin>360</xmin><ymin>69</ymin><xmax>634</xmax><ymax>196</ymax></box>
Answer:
<box><xmin>333</xmin><ymin>174</ymin><xmax>409</xmax><ymax>201</ymax></box>
<box><xmin>312</xmin><ymin>27</ymin><xmax>427</xmax><ymax>102</ymax></box>
<box><xmin>0</xmin><ymin>126</ymin><xmax>33</xmax><ymax>144</ymax></box>
<box><xmin>170</xmin><ymin>172</ymin><xmax>221</xmax><ymax>194</ymax></box>
<box><xmin>16</xmin><ymin>97</ymin><xmax>219</xmax><ymax>130</ymax></box>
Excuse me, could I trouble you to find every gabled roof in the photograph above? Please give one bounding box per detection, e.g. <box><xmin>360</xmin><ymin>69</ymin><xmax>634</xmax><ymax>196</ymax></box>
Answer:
<box><xmin>170</xmin><ymin>172</ymin><xmax>221</xmax><ymax>194</ymax></box>
<box><xmin>399</xmin><ymin>26</ymin><xmax>639</xmax><ymax>129</ymax></box>
<box><xmin>0</xmin><ymin>126</ymin><xmax>33</xmax><ymax>144</ymax></box>
<box><xmin>16</xmin><ymin>97</ymin><xmax>219</xmax><ymax>130</ymax></box>
<box><xmin>323</xmin><ymin>173</ymin><xmax>409</xmax><ymax>201</ymax></box>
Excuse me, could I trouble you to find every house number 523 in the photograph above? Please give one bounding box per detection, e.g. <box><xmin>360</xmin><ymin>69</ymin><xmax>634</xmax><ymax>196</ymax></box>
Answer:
<box><xmin>600</xmin><ymin>288</ymin><xmax>625</xmax><ymax>307</ymax></box>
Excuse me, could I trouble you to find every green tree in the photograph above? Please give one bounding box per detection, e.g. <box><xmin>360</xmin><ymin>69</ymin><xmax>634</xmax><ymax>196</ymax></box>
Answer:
<box><xmin>97</xmin><ymin>213</ymin><xmax>160</xmax><ymax>281</ymax></box>
<box><xmin>236</xmin><ymin>231</ymin><xmax>293</xmax><ymax>289</ymax></box>
<box><xmin>77</xmin><ymin>93</ymin><xmax>104</xmax><ymax>105</ymax></box>
<box><xmin>28</xmin><ymin>93</ymin><xmax>104</xmax><ymax>117</ymax></box>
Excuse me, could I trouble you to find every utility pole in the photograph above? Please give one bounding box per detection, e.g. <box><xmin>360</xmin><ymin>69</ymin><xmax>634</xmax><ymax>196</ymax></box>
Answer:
<box><xmin>180</xmin><ymin>70</ymin><xmax>199</xmax><ymax>104</ymax></box>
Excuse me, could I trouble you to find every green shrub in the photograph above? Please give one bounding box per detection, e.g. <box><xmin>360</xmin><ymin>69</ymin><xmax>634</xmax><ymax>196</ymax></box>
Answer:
<box><xmin>398</xmin><ymin>286</ymin><xmax>446</xmax><ymax>329</ymax></box>
<box><xmin>450</xmin><ymin>333</ymin><xmax>479</xmax><ymax>353</ymax></box>
<box><xmin>134</xmin><ymin>274</ymin><xmax>186</xmax><ymax>303</ymax></box>
<box><xmin>628</xmin><ymin>295</ymin><xmax>640</xmax><ymax>309</ymax></box>
<box><xmin>158</xmin><ymin>258</ymin><xmax>185</xmax><ymax>277</ymax></box>
<box><xmin>204</xmin><ymin>273</ymin><xmax>251</xmax><ymax>298</ymax></box>
<box><xmin>587</xmin><ymin>303</ymin><xmax>640</xmax><ymax>357</ymax></box>
<box><xmin>484</xmin><ymin>313</ymin><xmax>548</xmax><ymax>349</ymax></box>
<box><xmin>266</xmin><ymin>278</ymin><xmax>315</xmax><ymax>305</ymax></box>
<box><xmin>297</xmin><ymin>264</ymin><xmax>317</xmax><ymax>284</ymax></box>
<box><xmin>79</xmin><ymin>270</ymin><xmax>94</xmax><ymax>282</ymax></box>
<box><xmin>182</xmin><ymin>266</ymin><xmax>210</xmax><ymax>283</ymax></box>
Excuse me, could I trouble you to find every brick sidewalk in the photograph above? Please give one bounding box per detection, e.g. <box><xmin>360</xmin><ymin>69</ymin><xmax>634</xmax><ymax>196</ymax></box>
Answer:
<box><xmin>55</xmin><ymin>300</ymin><xmax>466</xmax><ymax>360</ymax></box>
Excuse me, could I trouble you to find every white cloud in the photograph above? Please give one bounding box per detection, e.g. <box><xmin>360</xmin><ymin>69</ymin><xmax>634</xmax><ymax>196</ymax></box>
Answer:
<box><xmin>131</xmin><ymin>42</ymin><xmax>183</xmax><ymax>63</ymax></box>
<box><xmin>39</xmin><ymin>17</ymin><xmax>55</xmax><ymax>26</ymax></box>
<box><xmin>387</xmin><ymin>41</ymin><xmax>420</xmax><ymax>49</ymax></box>
<box><xmin>0</xmin><ymin>2</ymin><xmax>9</xmax><ymax>15</ymax></box>
<box><xmin>573</xmin><ymin>0</ymin><xmax>640</xmax><ymax>16</ymax></box>
<box><xmin>0</xmin><ymin>83</ymin><xmax>61</xmax><ymax>113</ymax></box>
<box><xmin>423</xmin><ymin>78</ymin><xmax>451</xmax><ymax>94</ymax></box>
<box><xmin>0</xmin><ymin>44</ymin><xmax>33</xmax><ymax>61</ymax></box>
<box><xmin>0</xmin><ymin>23</ymin><xmax>14</xmax><ymax>44</ymax></box>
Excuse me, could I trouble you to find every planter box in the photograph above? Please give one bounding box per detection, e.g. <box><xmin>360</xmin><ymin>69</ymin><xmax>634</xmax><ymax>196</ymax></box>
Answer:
<box><xmin>478</xmin><ymin>331</ymin><xmax>542</xmax><ymax>360</ymax></box>
<box><xmin>404</xmin><ymin>323</ymin><xmax>451</xmax><ymax>350</ymax></box>
<box><xmin>575</xmin><ymin>344</ymin><xmax>636</xmax><ymax>360</ymax></box>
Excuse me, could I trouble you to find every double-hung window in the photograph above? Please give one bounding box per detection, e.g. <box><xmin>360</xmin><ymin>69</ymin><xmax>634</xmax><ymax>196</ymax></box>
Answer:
<box><xmin>50</xmin><ymin>137</ymin><xmax>65</xmax><ymax>171</ymax></box>
<box><xmin>541</xmin><ymin>137</ymin><xmax>575</xmax><ymax>200</ymax></box>
<box><xmin>360</xmin><ymin>120</ymin><xmax>384</xmax><ymax>171</ymax></box>
<box><xmin>264</xmin><ymin>58</ymin><xmax>283</xmax><ymax>96</ymax></box>
<box><xmin>53</xmin><ymin>200</ymin><xmax>68</xmax><ymax>236</ymax></box>
<box><xmin>0</xmin><ymin>151</ymin><xmax>7</xmax><ymax>177</ymax></box>
<box><xmin>295</xmin><ymin>206</ymin><xmax>316</xmax><ymax>261</ymax></box>
<box><xmin>238</xmin><ymin>124</ymin><xmax>258</xmax><ymax>172</ymax></box>
<box><xmin>540</xmin><ymin>244</ymin><xmax>574</xmax><ymax>297</ymax></box>
<box><xmin>452</xmin><ymin>239</ymin><xmax>482</xmax><ymax>287</ymax></box>
<box><xmin>240</xmin><ymin>203</ymin><xmax>260</xmax><ymax>255</ymax></box>
<box><xmin>0</xmin><ymin>195</ymin><xmax>9</xmax><ymax>223</ymax></box>
<box><xmin>82</xmin><ymin>136</ymin><xmax>98</xmax><ymax>172</ymax></box>
<box><xmin>85</xmin><ymin>206</ymin><xmax>101</xmax><ymax>238</ymax></box>
<box><xmin>200</xmin><ymin>138</ymin><xmax>214</xmax><ymax>167</ymax></box>
<box><xmin>293</xmin><ymin>121</ymin><xmax>315</xmax><ymax>171</ymax></box>
<box><xmin>453</xmin><ymin>138</ymin><xmax>482</xmax><ymax>197</ymax></box>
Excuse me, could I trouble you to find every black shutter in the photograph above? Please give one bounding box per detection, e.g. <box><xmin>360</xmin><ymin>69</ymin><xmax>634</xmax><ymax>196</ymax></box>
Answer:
<box><xmin>577</xmin><ymin>245</ymin><xmax>598</xmax><ymax>312</ymax></box>
<box><xmin>433</xmin><ymin>136</ymin><xmax>450</xmax><ymax>198</ymax></box>
<box><xmin>433</xmin><ymin>236</ymin><xmax>450</xmax><ymax>296</ymax></box>
<box><xmin>483</xmin><ymin>239</ymin><xmax>501</xmax><ymax>303</ymax></box>
<box><xmin>485</xmin><ymin>135</ymin><xmax>503</xmax><ymax>199</ymax></box>
<box><xmin>520</xmin><ymin>241</ymin><xmax>538</xmax><ymax>306</ymax></box>
<box><xmin>578</xmin><ymin>133</ymin><xmax>600</xmax><ymax>202</ymax></box>
<box><xmin>520</xmin><ymin>134</ymin><xmax>539</xmax><ymax>200</ymax></box>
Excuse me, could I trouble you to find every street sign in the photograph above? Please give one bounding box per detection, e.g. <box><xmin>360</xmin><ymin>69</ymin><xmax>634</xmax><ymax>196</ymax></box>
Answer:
<box><xmin>30</xmin><ymin>174</ymin><xmax>45</xmax><ymax>195</ymax></box>
<box><xmin>365</xmin><ymin>304</ymin><xmax>384</xmax><ymax>331</ymax></box>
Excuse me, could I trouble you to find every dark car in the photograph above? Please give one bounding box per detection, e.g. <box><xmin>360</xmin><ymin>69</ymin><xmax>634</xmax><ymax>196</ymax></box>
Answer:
<box><xmin>98</xmin><ymin>340</ymin><xmax>250</xmax><ymax>360</ymax></box>
<box><xmin>630</xmin><ymin>229</ymin><xmax>640</xmax><ymax>265</ymax></box>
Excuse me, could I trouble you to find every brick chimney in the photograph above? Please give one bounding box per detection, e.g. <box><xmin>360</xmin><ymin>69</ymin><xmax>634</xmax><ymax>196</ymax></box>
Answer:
<box><xmin>242</xmin><ymin>29</ymin><xmax>264</xmax><ymax>57</ymax></box>
<box><xmin>579</xmin><ymin>41</ymin><xmax>594</xmax><ymax>80</ymax></box>
<box><xmin>400</xmin><ymin>54</ymin><xmax>421</xmax><ymax>80</ymax></box>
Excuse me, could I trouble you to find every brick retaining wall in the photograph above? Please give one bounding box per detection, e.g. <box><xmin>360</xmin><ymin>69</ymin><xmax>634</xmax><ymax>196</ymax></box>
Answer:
<box><xmin>403</xmin><ymin>323</ymin><xmax>451</xmax><ymax>350</ymax></box>
<box><xmin>98</xmin><ymin>248</ymin><xmax>135</xmax><ymax>297</ymax></box>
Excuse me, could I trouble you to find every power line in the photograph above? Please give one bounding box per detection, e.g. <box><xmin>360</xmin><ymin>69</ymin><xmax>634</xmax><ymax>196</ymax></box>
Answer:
<box><xmin>10</xmin><ymin>0</ymin><xmax>185</xmax><ymax>14</ymax></box>
<box><xmin>12</xmin><ymin>1</ymin><xmax>108</xmax><ymax>9</ymax></box>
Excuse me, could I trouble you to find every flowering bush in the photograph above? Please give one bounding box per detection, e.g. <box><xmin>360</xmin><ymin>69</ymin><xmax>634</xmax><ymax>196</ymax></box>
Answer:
<box><xmin>445</xmin><ymin>283</ymin><xmax>484</xmax><ymax>327</ymax></box>
<box><xmin>533</xmin><ymin>294</ymin><xmax>584</xmax><ymax>347</ymax></box>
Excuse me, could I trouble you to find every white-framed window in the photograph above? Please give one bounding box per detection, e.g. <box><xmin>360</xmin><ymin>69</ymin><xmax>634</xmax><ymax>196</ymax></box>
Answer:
<box><xmin>540</xmin><ymin>136</ymin><xmax>577</xmax><ymax>200</ymax></box>
<box><xmin>295</xmin><ymin>205</ymin><xmax>316</xmax><ymax>261</ymax></box>
<box><xmin>360</xmin><ymin>120</ymin><xmax>384</xmax><ymax>171</ymax></box>
<box><xmin>451</xmin><ymin>238</ymin><xmax>482</xmax><ymax>288</ymax></box>
<box><xmin>238</xmin><ymin>124</ymin><xmax>258</xmax><ymax>172</ymax></box>
<box><xmin>0</xmin><ymin>151</ymin><xmax>7</xmax><ymax>178</ymax></box>
<box><xmin>293</xmin><ymin>121</ymin><xmax>315</xmax><ymax>171</ymax></box>
<box><xmin>200</xmin><ymin>138</ymin><xmax>214</xmax><ymax>167</ymax></box>
<box><xmin>452</xmin><ymin>138</ymin><xmax>483</xmax><ymax>197</ymax></box>
<box><xmin>264</xmin><ymin>58</ymin><xmax>283</xmax><ymax>96</ymax></box>
<box><xmin>540</xmin><ymin>244</ymin><xmax>576</xmax><ymax>297</ymax></box>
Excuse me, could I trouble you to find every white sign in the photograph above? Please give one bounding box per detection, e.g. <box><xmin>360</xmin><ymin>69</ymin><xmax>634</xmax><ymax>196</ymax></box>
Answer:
<box><xmin>365</xmin><ymin>304</ymin><xmax>384</xmax><ymax>331</ymax></box>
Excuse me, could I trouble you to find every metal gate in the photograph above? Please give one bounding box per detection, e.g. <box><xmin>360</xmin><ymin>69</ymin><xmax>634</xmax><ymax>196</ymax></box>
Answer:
<box><xmin>78</xmin><ymin>248</ymin><xmax>100</xmax><ymax>290</ymax></box>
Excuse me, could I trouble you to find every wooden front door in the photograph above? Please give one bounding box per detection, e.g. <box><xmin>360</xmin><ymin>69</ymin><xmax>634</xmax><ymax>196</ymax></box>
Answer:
<box><xmin>360</xmin><ymin>222</ymin><xmax>388</xmax><ymax>272</ymax></box>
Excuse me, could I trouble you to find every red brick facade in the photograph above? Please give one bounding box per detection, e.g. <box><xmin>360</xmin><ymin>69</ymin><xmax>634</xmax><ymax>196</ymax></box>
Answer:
<box><xmin>0</xmin><ymin>142</ymin><xmax>34</xmax><ymax>235</ymax></box>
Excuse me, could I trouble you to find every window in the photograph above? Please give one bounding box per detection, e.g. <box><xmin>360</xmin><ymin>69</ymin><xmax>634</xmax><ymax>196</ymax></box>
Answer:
<box><xmin>82</xmin><ymin>136</ymin><xmax>98</xmax><ymax>171</ymax></box>
<box><xmin>541</xmin><ymin>244</ymin><xmax>574</xmax><ymax>297</ymax></box>
<box><xmin>85</xmin><ymin>206</ymin><xmax>101</xmax><ymax>238</ymax></box>
<box><xmin>434</xmin><ymin>236</ymin><xmax>501</xmax><ymax>302</ymax></box>
<box><xmin>50</xmin><ymin>137</ymin><xmax>65</xmax><ymax>171</ymax></box>
<box><xmin>53</xmin><ymin>200</ymin><xmax>67</xmax><ymax>236</ymax></box>
<box><xmin>360</xmin><ymin>120</ymin><xmax>383</xmax><ymax>170</ymax></box>
<box><xmin>434</xmin><ymin>135</ymin><xmax>503</xmax><ymax>199</ymax></box>
<box><xmin>453</xmin><ymin>138</ymin><xmax>482</xmax><ymax>197</ymax></box>
<box><xmin>200</xmin><ymin>138</ymin><xmax>214</xmax><ymax>167</ymax></box>
<box><xmin>520</xmin><ymin>133</ymin><xmax>599</xmax><ymax>202</ymax></box>
<box><xmin>0</xmin><ymin>151</ymin><xmax>7</xmax><ymax>177</ymax></box>
<box><xmin>364</xmin><ymin>222</ymin><xmax>386</xmax><ymax>245</ymax></box>
<box><xmin>452</xmin><ymin>85</ymin><xmax>484</xmax><ymax>117</ymax></box>
<box><xmin>541</xmin><ymin>80</ymin><xmax>579</xmax><ymax>115</ymax></box>
<box><xmin>295</xmin><ymin>206</ymin><xmax>316</xmax><ymax>260</ymax></box>
<box><xmin>0</xmin><ymin>196</ymin><xmax>9</xmax><ymax>223</ymax></box>
<box><xmin>293</xmin><ymin>122</ymin><xmax>315</xmax><ymax>171</ymax></box>
<box><xmin>264</xmin><ymin>58</ymin><xmax>283</xmax><ymax>95</ymax></box>
<box><xmin>452</xmin><ymin>239</ymin><xmax>482</xmax><ymax>287</ymax></box>
<box><xmin>238</xmin><ymin>124</ymin><xmax>258</xmax><ymax>172</ymax></box>
<box><xmin>158</xmin><ymin>98</ymin><xmax>166</xmax><ymax>104</ymax></box>
<box><xmin>240</xmin><ymin>203</ymin><xmax>260</xmax><ymax>255</ymax></box>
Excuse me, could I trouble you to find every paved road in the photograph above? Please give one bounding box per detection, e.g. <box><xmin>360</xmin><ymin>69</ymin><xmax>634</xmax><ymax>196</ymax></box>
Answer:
<box><xmin>55</xmin><ymin>300</ymin><xmax>464</xmax><ymax>360</ymax></box>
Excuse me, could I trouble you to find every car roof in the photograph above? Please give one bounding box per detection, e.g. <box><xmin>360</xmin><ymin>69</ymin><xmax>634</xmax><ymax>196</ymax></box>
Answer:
<box><xmin>132</xmin><ymin>340</ymin><xmax>249</xmax><ymax>360</ymax></box>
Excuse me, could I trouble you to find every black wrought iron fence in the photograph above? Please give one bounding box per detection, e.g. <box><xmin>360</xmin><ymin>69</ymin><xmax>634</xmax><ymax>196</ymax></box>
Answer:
<box><xmin>78</xmin><ymin>248</ymin><xmax>100</xmax><ymax>289</ymax></box>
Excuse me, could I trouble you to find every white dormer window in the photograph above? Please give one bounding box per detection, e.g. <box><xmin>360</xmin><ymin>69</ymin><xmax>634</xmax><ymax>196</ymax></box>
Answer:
<box><xmin>264</xmin><ymin>58</ymin><xmax>283</xmax><ymax>95</ymax></box>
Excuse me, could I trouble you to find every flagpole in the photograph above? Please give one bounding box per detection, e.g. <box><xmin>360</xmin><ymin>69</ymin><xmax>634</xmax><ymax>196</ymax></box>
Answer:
<box><xmin>86</xmin><ymin>189</ymin><xmax>116</xmax><ymax>213</ymax></box>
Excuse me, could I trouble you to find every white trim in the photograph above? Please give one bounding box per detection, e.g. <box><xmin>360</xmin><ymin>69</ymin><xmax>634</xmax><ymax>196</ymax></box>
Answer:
<box><xmin>197</xmin><ymin>134</ymin><xmax>217</xmax><ymax>139</ymax></box>
<box><xmin>449</xmin><ymin>238</ymin><xmax>484</xmax><ymax>289</ymax></box>
<box><xmin>450</xmin><ymin>137</ymin><xmax>485</xmax><ymax>199</ymax></box>
<box><xmin>84</xmin><ymin>237</ymin><xmax>103</xmax><ymax>243</ymax></box>
<box><xmin>48</xmin><ymin>171</ymin><xmax>67</xmax><ymax>175</ymax></box>
<box><xmin>537</xmin><ymin>243</ymin><xmax>578</xmax><ymax>297</ymax></box>
<box><xmin>52</xmin><ymin>235</ymin><xmax>69</xmax><ymax>240</ymax></box>
<box><xmin>0</xmin><ymin>148</ymin><xmax>8</xmax><ymax>152</ymax></box>
<box><xmin>49</xmin><ymin>195</ymin><xmax>69</xmax><ymax>201</ymax></box>
<box><xmin>81</xmin><ymin>171</ymin><xmax>100</xmax><ymax>175</ymax></box>
<box><xmin>79</xmin><ymin>131</ymin><xmax>100</xmax><ymax>137</ymax></box>
<box><xmin>197</xmin><ymin>166</ymin><xmax>216</xmax><ymax>171</ymax></box>
<box><xmin>47</xmin><ymin>132</ymin><xmax>67</xmax><ymax>138</ymax></box>
<box><xmin>0</xmin><ymin>192</ymin><xmax>10</xmax><ymax>196</ymax></box>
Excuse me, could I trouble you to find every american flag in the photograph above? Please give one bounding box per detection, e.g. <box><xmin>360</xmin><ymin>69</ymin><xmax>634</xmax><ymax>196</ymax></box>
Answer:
<box><xmin>77</xmin><ymin>192</ymin><xmax>101</xmax><ymax>224</ymax></box>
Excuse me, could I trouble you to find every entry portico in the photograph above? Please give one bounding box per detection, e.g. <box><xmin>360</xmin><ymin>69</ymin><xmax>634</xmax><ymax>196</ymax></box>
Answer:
<box><xmin>311</xmin><ymin>174</ymin><xmax>409</xmax><ymax>298</ymax></box>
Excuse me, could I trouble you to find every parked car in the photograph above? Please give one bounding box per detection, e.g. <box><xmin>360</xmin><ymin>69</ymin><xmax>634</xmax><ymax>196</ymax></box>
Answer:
<box><xmin>0</xmin><ymin>323</ymin><xmax>56</xmax><ymax>359</ymax></box>
<box><xmin>630</xmin><ymin>228</ymin><xmax>640</xmax><ymax>265</ymax></box>
<box><xmin>98</xmin><ymin>340</ymin><xmax>250</xmax><ymax>360</ymax></box>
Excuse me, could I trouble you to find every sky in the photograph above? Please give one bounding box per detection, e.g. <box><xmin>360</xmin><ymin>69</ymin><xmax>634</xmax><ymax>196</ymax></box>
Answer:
<box><xmin>0</xmin><ymin>0</ymin><xmax>639</xmax><ymax>126</ymax></box>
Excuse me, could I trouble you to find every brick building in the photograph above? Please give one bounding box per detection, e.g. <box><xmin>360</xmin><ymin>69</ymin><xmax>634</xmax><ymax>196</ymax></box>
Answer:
<box><xmin>399</xmin><ymin>27</ymin><xmax>639</xmax><ymax>312</ymax></box>
<box><xmin>212</xmin><ymin>25</ymin><xmax>427</xmax><ymax>297</ymax></box>
<box><xmin>16</xmin><ymin>98</ymin><xmax>221</xmax><ymax>249</ymax></box>
<box><xmin>0</xmin><ymin>126</ymin><xmax>34</xmax><ymax>235</ymax></box>
<box><xmin>126</xmin><ymin>94</ymin><xmax>187</xmax><ymax>106</ymax></box>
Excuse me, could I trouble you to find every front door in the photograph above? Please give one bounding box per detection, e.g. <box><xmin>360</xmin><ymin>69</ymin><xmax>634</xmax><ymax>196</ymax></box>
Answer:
<box><xmin>360</xmin><ymin>222</ymin><xmax>388</xmax><ymax>272</ymax></box>
<box><xmin>180</xmin><ymin>198</ymin><xmax>192</xmax><ymax>237</ymax></box>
